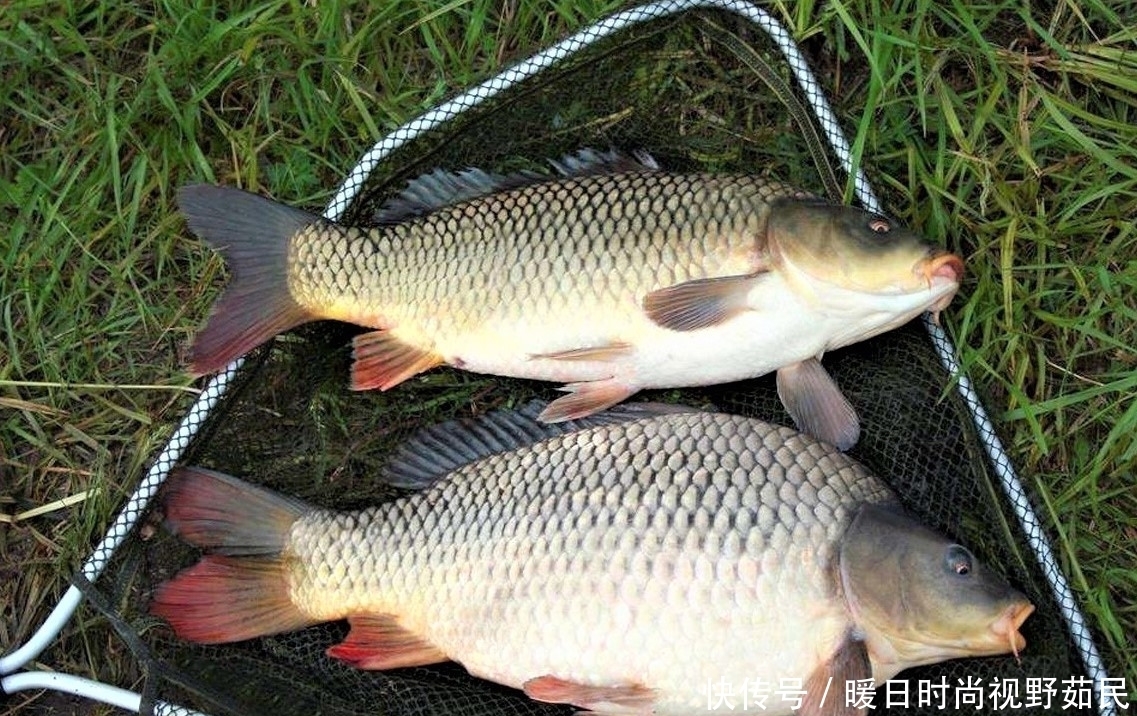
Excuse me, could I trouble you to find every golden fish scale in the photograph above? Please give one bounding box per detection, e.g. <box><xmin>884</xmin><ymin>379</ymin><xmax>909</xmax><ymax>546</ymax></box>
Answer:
<box><xmin>284</xmin><ymin>413</ymin><xmax>895</xmax><ymax>701</ymax></box>
<box><xmin>286</xmin><ymin>173</ymin><xmax>796</xmax><ymax>339</ymax></box>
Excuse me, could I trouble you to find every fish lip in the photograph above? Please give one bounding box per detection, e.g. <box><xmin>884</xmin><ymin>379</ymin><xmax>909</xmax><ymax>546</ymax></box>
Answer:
<box><xmin>924</xmin><ymin>251</ymin><xmax>965</xmax><ymax>285</ymax></box>
<box><xmin>918</xmin><ymin>252</ymin><xmax>964</xmax><ymax>322</ymax></box>
<box><xmin>991</xmin><ymin>600</ymin><xmax>1035</xmax><ymax>660</ymax></box>
<box><xmin>919</xmin><ymin>252</ymin><xmax>964</xmax><ymax>290</ymax></box>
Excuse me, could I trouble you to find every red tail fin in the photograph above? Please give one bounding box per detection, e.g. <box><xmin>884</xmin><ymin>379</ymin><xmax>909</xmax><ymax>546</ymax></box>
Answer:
<box><xmin>178</xmin><ymin>185</ymin><xmax>318</xmax><ymax>376</ymax></box>
<box><xmin>150</xmin><ymin>467</ymin><xmax>315</xmax><ymax>643</ymax></box>
<box><xmin>151</xmin><ymin>555</ymin><xmax>312</xmax><ymax>643</ymax></box>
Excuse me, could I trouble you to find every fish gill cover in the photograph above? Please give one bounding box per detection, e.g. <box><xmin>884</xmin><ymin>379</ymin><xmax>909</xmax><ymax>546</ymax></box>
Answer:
<box><xmin>97</xmin><ymin>8</ymin><xmax>1090</xmax><ymax>716</ymax></box>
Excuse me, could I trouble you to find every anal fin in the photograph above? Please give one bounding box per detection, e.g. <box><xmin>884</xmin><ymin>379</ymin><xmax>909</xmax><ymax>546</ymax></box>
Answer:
<box><xmin>523</xmin><ymin>675</ymin><xmax>655</xmax><ymax>714</ymax></box>
<box><xmin>327</xmin><ymin>614</ymin><xmax>447</xmax><ymax>670</ymax></box>
<box><xmin>352</xmin><ymin>330</ymin><xmax>444</xmax><ymax>391</ymax></box>
<box><xmin>800</xmin><ymin>634</ymin><xmax>872</xmax><ymax>716</ymax></box>
<box><xmin>539</xmin><ymin>380</ymin><xmax>635</xmax><ymax>423</ymax></box>
<box><xmin>776</xmin><ymin>358</ymin><xmax>860</xmax><ymax>451</ymax></box>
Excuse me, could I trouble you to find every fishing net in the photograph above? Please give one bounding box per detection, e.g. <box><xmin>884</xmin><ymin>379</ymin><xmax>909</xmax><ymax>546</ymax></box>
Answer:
<box><xmin>6</xmin><ymin>3</ymin><xmax>1110</xmax><ymax>716</ymax></box>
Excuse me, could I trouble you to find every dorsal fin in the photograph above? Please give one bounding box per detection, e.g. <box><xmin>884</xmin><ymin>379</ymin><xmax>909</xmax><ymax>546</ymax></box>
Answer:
<box><xmin>382</xmin><ymin>400</ymin><xmax>695</xmax><ymax>489</ymax></box>
<box><xmin>375</xmin><ymin>167</ymin><xmax>545</xmax><ymax>224</ymax></box>
<box><xmin>375</xmin><ymin>148</ymin><xmax>660</xmax><ymax>224</ymax></box>
<box><xmin>547</xmin><ymin>147</ymin><xmax>660</xmax><ymax>177</ymax></box>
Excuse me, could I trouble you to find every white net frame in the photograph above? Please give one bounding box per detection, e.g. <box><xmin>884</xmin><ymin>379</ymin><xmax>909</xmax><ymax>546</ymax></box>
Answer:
<box><xmin>0</xmin><ymin>1</ymin><xmax>1113</xmax><ymax>714</ymax></box>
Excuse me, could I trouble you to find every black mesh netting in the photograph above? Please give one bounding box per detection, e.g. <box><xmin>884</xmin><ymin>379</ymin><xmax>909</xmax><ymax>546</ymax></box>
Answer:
<box><xmin>90</xmin><ymin>7</ymin><xmax>1096</xmax><ymax>716</ymax></box>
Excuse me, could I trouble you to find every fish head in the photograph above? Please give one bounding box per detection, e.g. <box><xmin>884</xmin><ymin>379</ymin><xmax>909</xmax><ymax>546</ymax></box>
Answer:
<box><xmin>838</xmin><ymin>504</ymin><xmax>1034</xmax><ymax>678</ymax></box>
<box><xmin>765</xmin><ymin>199</ymin><xmax>964</xmax><ymax>322</ymax></box>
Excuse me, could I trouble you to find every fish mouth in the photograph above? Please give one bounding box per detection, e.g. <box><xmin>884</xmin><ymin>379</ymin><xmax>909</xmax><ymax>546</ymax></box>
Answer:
<box><xmin>918</xmin><ymin>252</ymin><xmax>965</xmax><ymax>323</ymax></box>
<box><xmin>990</xmin><ymin>601</ymin><xmax>1035</xmax><ymax>660</ymax></box>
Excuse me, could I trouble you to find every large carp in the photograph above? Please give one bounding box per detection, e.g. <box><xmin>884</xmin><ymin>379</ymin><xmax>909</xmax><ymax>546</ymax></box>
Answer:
<box><xmin>151</xmin><ymin>404</ymin><xmax>1030</xmax><ymax>715</ymax></box>
<box><xmin>179</xmin><ymin>151</ymin><xmax>962</xmax><ymax>449</ymax></box>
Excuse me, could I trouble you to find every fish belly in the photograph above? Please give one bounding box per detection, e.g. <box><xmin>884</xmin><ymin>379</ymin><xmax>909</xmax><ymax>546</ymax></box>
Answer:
<box><xmin>386</xmin><ymin>524</ymin><xmax>850</xmax><ymax>715</ymax></box>
<box><xmin>408</xmin><ymin>273</ymin><xmax>836</xmax><ymax>390</ymax></box>
<box><xmin>627</xmin><ymin>273</ymin><xmax>836</xmax><ymax>389</ymax></box>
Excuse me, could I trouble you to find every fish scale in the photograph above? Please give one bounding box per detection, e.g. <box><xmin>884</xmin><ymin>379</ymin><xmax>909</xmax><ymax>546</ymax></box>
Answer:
<box><xmin>287</xmin><ymin>173</ymin><xmax>781</xmax><ymax>337</ymax></box>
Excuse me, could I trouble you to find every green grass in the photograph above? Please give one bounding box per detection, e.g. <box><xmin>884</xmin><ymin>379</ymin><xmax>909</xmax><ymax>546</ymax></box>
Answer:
<box><xmin>2</xmin><ymin>0</ymin><xmax>1135</xmax><ymax>712</ymax></box>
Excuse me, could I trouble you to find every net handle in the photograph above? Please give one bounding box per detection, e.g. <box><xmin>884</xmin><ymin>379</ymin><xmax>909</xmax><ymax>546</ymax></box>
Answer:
<box><xmin>1</xmin><ymin>672</ymin><xmax>208</xmax><ymax>716</ymax></box>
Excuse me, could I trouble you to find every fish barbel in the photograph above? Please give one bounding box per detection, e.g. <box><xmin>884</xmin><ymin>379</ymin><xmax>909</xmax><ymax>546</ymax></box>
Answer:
<box><xmin>151</xmin><ymin>404</ymin><xmax>1032</xmax><ymax>716</ymax></box>
<box><xmin>179</xmin><ymin>150</ymin><xmax>964</xmax><ymax>449</ymax></box>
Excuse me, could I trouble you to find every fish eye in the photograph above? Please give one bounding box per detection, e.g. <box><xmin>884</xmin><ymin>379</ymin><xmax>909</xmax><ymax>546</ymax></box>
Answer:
<box><xmin>868</xmin><ymin>218</ymin><xmax>891</xmax><ymax>234</ymax></box>
<box><xmin>945</xmin><ymin>545</ymin><xmax>973</xmax><ymax>576</ymax></box>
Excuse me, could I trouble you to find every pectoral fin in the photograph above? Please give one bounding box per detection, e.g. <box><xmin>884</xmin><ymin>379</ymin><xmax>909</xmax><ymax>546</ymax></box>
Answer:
<box><xmin>799</xmin><ymin>634</ymin><xmax>872</xmax><ymax>716</ymax></box>
<box><xmin>351</xmin><ymin>330</ymin><xmax>443</xmax><ymax>391</ymax></box>
<box><xmin>326</xmin><ymin>614</ymin><xmax>447</xmax><ymax>670</ymax></box>
<box><xmin>539</xmin><ymin>380</ymin><xmax>635</xmax><ymax>423</ymax></box>
<box><xmin>776</xmin><ymin>358</ymin><xmax>860</xmax><ymax>451</ymax></box>
<box><xmin>523</xmin><ymin>675</ymin><xmax>655</xmax><ymax>713</ymax></box>
<box><xmin>642</xmin><ymin>273</ymin><xmax>765</xmax><ymax>331</ymax></box>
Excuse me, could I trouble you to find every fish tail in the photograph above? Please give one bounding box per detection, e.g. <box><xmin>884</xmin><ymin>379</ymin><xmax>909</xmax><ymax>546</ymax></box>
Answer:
<box><xmin>178</xmin><ymin>185</ymin><xmax>319</xmax><ymax>376</ymax></box>
<box><xmin>150</xmin><ymin>466</ymin><xmax>316</xmax><ymax>643</ymax></box>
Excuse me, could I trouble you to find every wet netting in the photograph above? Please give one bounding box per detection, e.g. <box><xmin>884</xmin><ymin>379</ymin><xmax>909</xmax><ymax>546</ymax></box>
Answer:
<box><xmin>1</xmin><ymin>2</ymin><xmax>1110</xmax><ymax>716</ymax></box>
